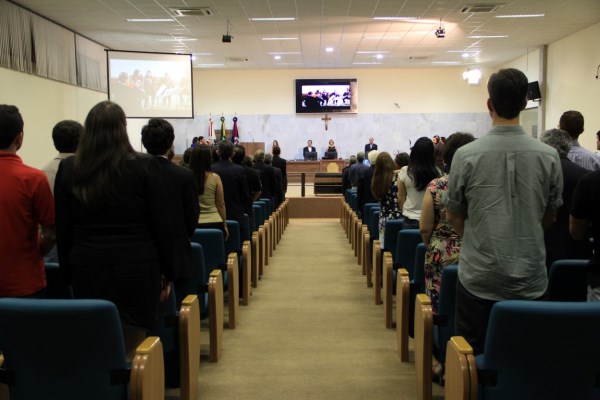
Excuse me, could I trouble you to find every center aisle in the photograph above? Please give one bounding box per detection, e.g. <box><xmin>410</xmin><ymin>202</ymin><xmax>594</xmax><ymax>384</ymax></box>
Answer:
<box><xmin>175</xmin><ymin>218</ymin><xmax>443</xmax><ymax>400</ymax></box>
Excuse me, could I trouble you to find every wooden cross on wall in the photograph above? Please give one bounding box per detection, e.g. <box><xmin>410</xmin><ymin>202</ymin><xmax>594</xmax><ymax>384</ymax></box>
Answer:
<box><xmin>322</xmin><ymin>114</ymin><xmax>331</xmax><ymax>131</ymax></box>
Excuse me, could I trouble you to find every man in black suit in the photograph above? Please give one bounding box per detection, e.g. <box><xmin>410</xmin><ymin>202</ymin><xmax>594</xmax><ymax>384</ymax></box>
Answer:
<box><xmin>364</xmin><ymin>137</ymin><xmax>377</xmax><ymax>158</ymax></box>
<box><xmin>252</xmin><ymin>149</ymin><xmax>277</xmax><ymax>204</ymax></box>
<box><xmin>141</xmin><ymin>118</ymin><xmax>199</xmax><ymax>282</ymax></box>
<box><xmin>271</xmin><ymin>145</ymin><xmax>287</xmax><ymax>195</ymax></box>
<box><xmin>303</xmin><ymin>140</ymin><xmax>317</xmax><ymax>160</ymax></box>
<box><xmin>212</xmin><ymin>141</ymin><xmax>250</xmax><ymax>236</ymax></box>
<box><xmin>265</xmin><ymin>153</ymin><xmax>284</xmax><ymax>207</ymax></box>
<box><xmin>357</xmin><ymin>150</ymin><xmax>379</xmax><ymax>217</ymax></box>
<box><xmin>233</xmin><ymin>144</ymin><xmax>262</xmax><ymax>234</ymax></box>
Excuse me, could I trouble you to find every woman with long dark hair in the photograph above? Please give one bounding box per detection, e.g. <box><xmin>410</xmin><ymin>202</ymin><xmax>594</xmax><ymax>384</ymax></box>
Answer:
<box><xmin>55</xmin><ymin>101</ymin><xmax>174</xmax><ymax>354</ymax></box>
<box><xmin>189</xmin><ymin>145</ymin><xmax>229</xmax><ymax>240</ymax></box>
<box><xmin>371</xmin><ymin>152</ymin><xmax>402</xmax><ymax>246</ymax></box>
<box><xmin>397</xmin><ymin>137</ymin><xmax>440</xmax><ymax>230</ymax></box>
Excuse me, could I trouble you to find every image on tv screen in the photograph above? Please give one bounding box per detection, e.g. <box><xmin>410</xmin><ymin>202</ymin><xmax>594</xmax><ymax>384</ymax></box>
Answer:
<box><xmin>107</xmin><ymin>50</ymin><xmax>193</xmax><ymax>118</ymax></box>
<box><xmin>295</xmin><ymin>79</ymin><xmax>357</xmax><ymax>114</ymax></box>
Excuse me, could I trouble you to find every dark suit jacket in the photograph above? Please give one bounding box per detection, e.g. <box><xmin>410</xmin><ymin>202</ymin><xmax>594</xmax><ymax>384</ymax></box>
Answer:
<box><xmin>211</xmin><ymin>159</ymin><xmax>250</xmax><ymax>233</ymax></box>
<box><xmin>365</xmin><ymin>143</ymin><xmax>378</xmax><ymax>156</ymax></box>
<box><xmin>271</xmin><ymin>165</ymin><xmax>284</xmax><ymax>206</ymax></box>
<box><xmin>357</xmin><ymin>165</ymin><xmax>376</xmax><ymax>217</ymax></box>
<box><xmin>271</xmin><ymin>155</ymin><xmax>287</xmax><ymax>193</ymax></box>
<box><xmin>252</xmin><ymin>161</ymin><xmax>277</xmax><ymax>201</ymax></box>
<box><xmin>303</xmin><ymin>146</ymin><xmax>317</xmax><ymax>159</ymax></box>
<box><xmin>155</xmin><ymin>157</ymin><xmax>199</xmax><ymax>280</ymax></box>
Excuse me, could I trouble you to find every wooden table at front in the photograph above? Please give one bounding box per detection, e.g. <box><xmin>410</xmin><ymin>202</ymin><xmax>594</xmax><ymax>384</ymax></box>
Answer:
<box><xmin>287</xmin><ymin>160</ymin><xmax>349</xmax><ymax>183</ymax></box>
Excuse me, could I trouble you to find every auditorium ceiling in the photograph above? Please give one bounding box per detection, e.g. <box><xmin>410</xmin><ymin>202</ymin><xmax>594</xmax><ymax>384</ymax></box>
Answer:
<box><xmin>11</xmin><ymin>0</ymin><xmax>600</xmax><ymax>69</ymax></box>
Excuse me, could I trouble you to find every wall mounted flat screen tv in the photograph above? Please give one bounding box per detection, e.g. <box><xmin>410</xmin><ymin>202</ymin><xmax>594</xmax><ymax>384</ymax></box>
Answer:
<box><xmin>107</xmin><ymin>50</ymin><xmax>193</xmax><ymax>118</ymax></box>
<box><xmin>295</xmin><ymin>78</ymin><xmax>357</xmax><ymax>114</ymax></box>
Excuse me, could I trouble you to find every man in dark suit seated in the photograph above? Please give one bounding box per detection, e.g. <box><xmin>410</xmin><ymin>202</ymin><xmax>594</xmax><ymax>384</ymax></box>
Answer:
<box><xmin>303</xmin><ymin>139</ymin><xmax>317</xmax><ymax>160</ymax></box>
<box><xmin>141</xmin><ymin>118</ymin><xmax>200</xmax><ymax>283</ymax></box>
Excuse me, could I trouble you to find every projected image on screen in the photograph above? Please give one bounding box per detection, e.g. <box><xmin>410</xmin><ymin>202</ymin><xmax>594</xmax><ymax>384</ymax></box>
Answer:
<box><xmin>295</xmin><ymin>79</ymin><xmax>357</xmax><ymax>114</ymax></box>
<box><xmin>107</xmin><ymin>50</ymin><xmax>193</xmax><ymax>118</ymax></box>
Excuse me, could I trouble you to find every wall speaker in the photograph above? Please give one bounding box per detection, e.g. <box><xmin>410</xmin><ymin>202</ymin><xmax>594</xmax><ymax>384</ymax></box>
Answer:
<box><xmin>527</xmin><ymin>81</ymin><xmax>541</xmax><ymax>100</ymax></box>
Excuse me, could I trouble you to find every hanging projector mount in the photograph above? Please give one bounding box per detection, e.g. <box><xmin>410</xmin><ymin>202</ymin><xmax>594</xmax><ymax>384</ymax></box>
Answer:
<box><xmin>222</xmin><ymin>19</ymin><xmax>233</xmax><ymax>43</ymax></box>
<box><xmin>435</xmin><ymin>18</ymin><xmax>446</xmax><ymax>38</ymax></box>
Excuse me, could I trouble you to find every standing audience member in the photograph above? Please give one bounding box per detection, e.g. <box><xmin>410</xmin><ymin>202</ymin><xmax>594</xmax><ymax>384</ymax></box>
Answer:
<box><xmin>0</xmin><ymin>105</ymin><xmax>55</xmax><ymax>298</ymax></box>
<box><xmin>420</xmin><ymin>133</ymin><xmax>474</xmax><ymax>315</ymax></box>
<box><xmin>265</xmin><ymin>153</ymin><xmax>284</xmax><ymax>207</ymax></box>
<box><xmin>271</xmin><ymin>145</ymin><xmax>287</xmax><ymax>195</ymax></box>
<box><xmin>342</xmin><ymin>155</ymin><xmax>356</xmax><ymax>194</ymax></box>
<box><xmin>348</xmin><ymin>151</ymin><xmax>369</xmax><ymax>188</ymax></box>
<box><xmin>432</xmin><ymin>135</ymin><xmax>445</xmax><ymax>171</ymax></box>
<box><xmin>190</xmin><ymin>145</ymin><xmax>228</xmax><ymax>239</ymax></box>
<box><xmin>253</xmin><ymin>149</ymin><xmax>277</xmax><ymax>204</ymax></box>
<box><xmin>43</xmin><ymin>120</ymin><xmax>82</xmax><ymax>194</ymax></box>
<box><xmin>560</xmin><ymin>110</ymin><xmax>600</xmax><ymax>171</ymax></box>
<box><xmin>371</xmin><ymin>152</ymin><xmax>402</xmax><ymax>246</ymax></box>
<box><xmin>444</xmin><ymin>68</ymin><xmax>563</xmax><ymax>355</ymax></box>
<box><xmin>141</xmin><ymin>118</ymin><xmax>200</xmax><ymax>282</ymax></box>
<box><xmin>397</xmin><ymin>137</ymin><xmax>440</xmax><ymax>230</ymax></box>
<box><xmin>55</xmin><ymin>101</ymin><xmax>175</xmax><ymax>355</ymax></box>
<box><xmin>570</xmin><ymin>166</ymin><xmax>600</xmax><ymax>301</ymax></box>
<box><xmin>212</xmin><ymin>140</ymin><xmax>250</xmax><ymax>235</ymax></box>
<box><xmin>394</xmin><ymin>152</ymin><xmax>410</xmax><ymax>172</ymax></box>
<box><xmin>357</xmin><ymin>150</ymin><xmax>379</xmax><ymax>217</ymax></box>
<box><xmin>540</xmin><ymin>128</ymin><xmax>592</xmax><ymax>269</ymax></box>
<box><xmin>233</xmin><ymin>144</ymin><xmax>262</xmax><ymax>233</ymax></box>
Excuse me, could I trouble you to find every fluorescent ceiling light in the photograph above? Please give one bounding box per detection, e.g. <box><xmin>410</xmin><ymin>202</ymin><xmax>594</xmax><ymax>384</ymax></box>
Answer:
<box><xmin>447</xmin><ymin>50</ymin><xmax>479</xmax><ymax>53</ymax></box>
<box><xmin>250</xmin><ymin>17</ymin><xmax>295</xmax><ymax>21</ymax></box>
<box><xmin>157</xmin><ymin>37</ymin><xmax>198</xmax><ymax>42</ymax></box>
<box><xmin>356</xmin><ymin>51</ymin><xmax>390</xmax><ymax>54</ymax></box>
<box><xmin>352</xmin><ymin>62</ymin><xmax>382</xmax><ymax>65</ymax></box>
<box><xmin>372</xmin><ymin>16</ymin><xmax>419</xmax><ymax>21</ymax></box>
<box><xmin>261</xmin><ymin>37</ymin><xmax>298</xmax><ymax>41</ymax></box>
<box><xmin>375</xmin><ymin>54</ymin><xmax>384</xmax><ymax>60</ymax></box>
<box><xmin>273</xmin><ymin>55</ymin><xmax>282</xmax><ymax>60</ymax></box>
<box><xmin>467</xmin><ymin>35</ymin><xmax>508</xmax><ymax>39</ymax></box>
<box><xmin>197</xmin><ymin>63</ymin><xmax>225</xmax><ymax>67</ymax></box>
<box><xmin>495</xmin><ymin>14</ymin><xmax>544</xmax><ymax>18</ymax></box>
<box><xmin>275</xmin><ymin>62</ymin><xmax>304</xmax><ymax>65</ymax></box>
<box><xmin>363</xmin><ymin>36</ymin><xmax>403</xmax><ymax>39</ymax></box>
<box><xmin>194</xmin><ymin>52</ymin><xmax>213</xmax><ymax>56</ymax></box>
<box><xmin>325</xmin><ymin>47</ymin><xmax>334</xmax><ymax>52</ymax></box>
<box><xmin>268</xmin><ymin>52</ymin><xmax>301</xmax><ymax>55</ymax></box>
<box><xmin>127</xmin><ymin>18</ymin><xmax>174</xmax><ymax>22</ymax></box>
<box><xmin>431</xmin><ymin>61</ymin><xmax>461</xmax><ymax>64</ymax></box>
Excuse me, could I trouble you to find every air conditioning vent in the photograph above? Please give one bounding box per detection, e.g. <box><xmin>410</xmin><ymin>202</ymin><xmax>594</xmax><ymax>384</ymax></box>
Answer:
<box><xmin>409</xmin><ymin>56</ymin><xmax>431</xmax><ymax>61</ymax></box>
<box><xmin>460</xmin><ymin>3</ymin><xmax>505</xmax><ymax>13</ymax></box>
<box><xmin>225</xmin><ymin>57</ymin><xmax>249</xmax><ymax>62</ymax></box>
<box><xmin>170</xmin><ymin>7</ymin><xmax>214</xmax><ymax>17</ymax></box>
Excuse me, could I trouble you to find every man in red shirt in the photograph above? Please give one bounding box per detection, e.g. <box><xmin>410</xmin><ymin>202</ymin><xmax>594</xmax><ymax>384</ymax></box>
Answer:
<box><xmin>0</xmin><ymin>105</ymin><xmax>55</xmax><ymax>297</ymax></box>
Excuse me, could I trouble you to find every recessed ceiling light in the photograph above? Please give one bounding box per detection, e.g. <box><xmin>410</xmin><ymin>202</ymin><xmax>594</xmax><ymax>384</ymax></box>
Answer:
<box><xmin>375</xmin><ymin>54</ymin><xmax>384</xmax><ymax>60</ymax></box>
<box><xmin>261</xmin><ymin>37</ymin><xmax>298</xmax><ymax>41</ymax></box>
<box><xmin>274</xmin><ymin>55</ymin><xmax>282</xmax><ymax>60</ymax></box>
<box><xmin>250</xmin><ymin>17</ymin><xmax>296</xmax><ymax>21</ymax></box>
<box><xmin>325</xmin><ymin>47</ymin><xmax>334</xmax><ymax>52</ymax></box>
<box><xmin>127</xmin><ymin>18</ymin><xmax>174</xmax><ymax>22</ymax></box>
<box><xmin>356</xmin><ymin>51</ymin><xmax>390</xmax><ymax>54</ymax></box>
<box><xmin>157</xmin><ymin>37</ymin><xmax>198</xmax><ymax>42</ymax></box>
<box><xmin>467</xmin><ymin>35</ymin><xmax>508</xmax><ymax>39</ymax></box>
<box><xmin>372</xmin><ymin>16</ymin><xmax>419</xmax><ymax>21</ymax></box>
<box><xmin>268</xmin><ymin>52</ymin><xmax>302</xmax><ymax>55</ymax></box>
<box><xmin>495</xmin><ymin>14</ymin><xmax>544</xmax><ymax>18</ymax></box>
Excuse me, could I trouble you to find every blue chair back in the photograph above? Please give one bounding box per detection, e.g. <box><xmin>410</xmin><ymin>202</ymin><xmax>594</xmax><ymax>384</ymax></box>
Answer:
<box><xmin>394</xmin><ymin>229</ymin><xmax>423</xmax><ymax>275</ymax></box>
<box><xmin>252</xmin><ymin>204</ymin><xmax>263</xmax><ymax>230</ymax></box>
<box><xmin>433</xmin><ymin>264</ymin><xmax>458</xmax><ymax>363</ymax></box>
<box><xmin>350</xmin><ymin>192</ymin><xmax>358</xmax><ymax>213</ymax></box>
<box><xmin>192</xmin><ymin>229</ymin><xmax>226</xmax><ymax>271</ymax></box>
<box><xmin>548</xmin><ymin>259</ymin><xmax>588</xmax><ymax>302</ymax></box>
<box><xmin>344</xmin><ymin>188</ymin><xmax>355</xmax><ymax>205</ymax></box>
<box><xmin>45</xmin><ymin>262</ymin><xmax>73</xmax><ymax>299</ymax></box>
<box><xmin>175</xmin><ymin>243</ymin><xmax>209</xmax><ymax>318</ymax></box>
<box><xmin>0</xmin><ymin>298</ymin><xmax>129</xmax><ymax>400</ymax></box>
<box><xmin>477</xmin><ymin>300</ymin><xmax>600</xmax><ymax>399</ymax></box>
<box><xmin>154</xmin><ymin>285</ymin><xmax>180</xmax><ymax>387</ymax></box>
<box><xmin>259</xmin><ymin>197</ymin><xmax>272</xmax><ymax>215</ymax></box>
<box><xmin>363</xmin><ymin>203</ymin><xmax>379</xmax><ymax>223</ymax></box>
<box><xmin>254</xmin><ymin>200</ymin><xmax>268</xmax><ymax>222</ymax></box>
<box><xmin>370</xmin><ymin>211</ymin><xmax>380</xmax><ymax>241</ymax></box>
<box><xmin>412</xmin><ymin>243</ymin><xmax>427</xmax><ymax>292</ymax></box>
<box><xmin>383</xmin><ymin>219</ymin><xmax>404</xmax><ymax>252</ymax></box>
<box><xmin>225</xmin><ymin>220</ymin><xmax>242</xmax><ymax>254</ymax></box>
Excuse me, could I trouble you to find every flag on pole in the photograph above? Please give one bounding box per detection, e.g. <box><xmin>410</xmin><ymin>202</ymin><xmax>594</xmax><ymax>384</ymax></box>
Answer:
<box><xmin>208</xmin><ymin>116</ymin><xmax>214</xmax><ymax>140</ymax></box>
<box><xmin>231</xmin><ymin>116</ymin><xmax>239</xmax><ymax>143</ymax></box>
<box><xmin>220</xmin><ymin>115</ymin><xmax>225</xmax><ymax>142</ymax></box>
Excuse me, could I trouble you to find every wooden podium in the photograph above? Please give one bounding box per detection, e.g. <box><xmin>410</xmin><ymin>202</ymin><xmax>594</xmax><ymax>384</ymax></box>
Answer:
<box><xmin>239</xmin><ymin>142</ymin><xmax>265</xmax><ymax>156</ymax></box>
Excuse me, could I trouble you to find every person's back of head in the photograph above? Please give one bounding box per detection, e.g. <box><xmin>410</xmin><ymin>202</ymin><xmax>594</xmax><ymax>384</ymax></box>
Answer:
<box><xmin>264</xmin><ymin>153</ymin><xmax>273</xmax><ymax>164</ymax></box>
<box><xmin>273</xmin><ymin>146</ymin><xmax>281</xmax><ymax>156</ymax></box>
<box><xmin>141</xmin><ymin>118</ymin><xmax>174</xmax><ymax>156</ymax></box>
<box><xmin>348</xmin><ymin>155</ymin><xmax>357</xmax><ymax>165</ymax></box>
<box><xmin>559</xmin><ymin>110</ymin><xmax>584</xmax><ymax>139</ymax></box>
<box><xmin>367</xmin><ymin>149</ymin><xmax>379</xmax><ymax>165</ymax></box>
<box><xmin>189</xmin><ymin>145</ymin><xmax>213</xmax><ymax>195</ymax></box>
<box><xmin>371</xmin><ymin>151</ymin><xmax>394</xmax><ymax>200</ymax></box>
<box><xmin>218</xmin><ymin>140</ymin><xmax>234</xmax><ymax>160</ymax></box>
<box><xmin>74</xmin><ymin>101</ymin><xmax>134</xmax><ymax>207</ymax></box>
<box><xmin>443</xmin><ymin>132</ymin><xmax>475</xmax><ymax>169</ymax></box>
<box><xmin>52</xmin><ymin>120</ymin><xmax>83</xmax><ymax>154</ymax></box>
<box><xmin>356</xmin><ymin>151</ymin><xmax>365</xmax><ymax>163</ymax></box>
<box><xmin>540</xmin><ymin>128</ymin><xmax>572</xmax><ymax>158</ymax></box>
<box><xmin>408</xmin><ymin>137</ymin><xmax>439</xmax><ymax>191</ymax></box>
<box><xmin>0</xmin><ymin>104</ymin><xmax>24</xmax><ymax>151</ymax></box>
<box><xmin>233</xmin><ymin>145</ymin><xmax>246</xmax><ymax>164</ymax></box>
<box><xmin>243</xmin><ymin>156</ymin><xmax>253</xmax><ymax>168</ymax></box>
<box><xmin>487</xmin><ymin>68</ymin><xmax>528</xmax><ymax>120</ymax></box>
<box><xmin>395</xmin><ymin>152</ymin><xmax>410</xmax><ymax>169</ymax></box>
<box><xmin>191</xmin><ymin>136</ymin><xmax>198</xmax><ymax>145</ymax></box>
<box><xmin>254</xmin><ymin>149</ymin><xmax>265</xmax><ymax>163</ymax></box>
<box><xmin>182</xmin><ymin>147</ymin><xmax>192</xmax><ymax>166</ymax></box>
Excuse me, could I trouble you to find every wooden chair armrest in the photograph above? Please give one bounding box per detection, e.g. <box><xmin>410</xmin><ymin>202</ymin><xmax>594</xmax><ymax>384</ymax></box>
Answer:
<box><xmin>242</xmin><ymin>240</ymin><xmax>251</xmax><ymax>305</ymax></box>
<box><xmin>383</xmin><ymin>251</ymin><xmax>394</xmax><ymax>329</ymax></box>
<box><xmin>130</xmin><ymin>336</ymin><xmax>164</xmax><ymax>400</ymax></box>
<box><xmin>251</xmin><ymin>232</ymin><xmax>259</xmax><ymax>288</ymax></box>
<box><xmin>226</xmin><ymin>252</ymin><xmax>239</xmax><ymax>329</ymax></box>
<box><xmin>396</xmin><ymin>268</ymin><xmax>410</xmax><ymax>361</ymax></box>
<box><xmin>208</xmin><ymin>270</ymin><xmax>224</xmax><ymax>363</ymax></box>
<box><xmin>179</xmin><ymin>295</ymin><xmax>200</xmax><ymax>400</ymax></box>
<box><xmin>445</xmin><ymin>336</ymin><xmax>477</xmax><ymax>400</ymax></box>
<box><xmin>364</xmin><ymin>231</ymin><xmax>372</xmax><ymax>287</ymax></box>
<box><xmin>415</xmin><ymin>294</ymin><xmax>433</xmax><ymax>400</ymax></box>
<box><xmin>373</xmin><ymin>240</ymin><xmax>382</xmax><ymax>305</ymax></box>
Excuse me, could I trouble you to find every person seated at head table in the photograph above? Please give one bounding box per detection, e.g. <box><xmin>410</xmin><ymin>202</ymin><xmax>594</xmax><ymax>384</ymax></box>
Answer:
<box><xmin>303</xmin><ymin>139</ymin><xmax>317</xmax><ymax>160</ymax></box>
<box><xmin>323</xmin><ymin>139</ymin><xmax>338</xmax><ymax>159</ymax></box>
<box><xmin>271</xmin><ymin>139</ymin><xmax>279</xmax><ymax>154</ymax></box>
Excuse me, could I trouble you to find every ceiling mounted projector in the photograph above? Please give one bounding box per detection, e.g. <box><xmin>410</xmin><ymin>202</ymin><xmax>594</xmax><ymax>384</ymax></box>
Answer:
<box><xmin>222</xmin><ymin>34</ymin><xmax>232</xmax><ymax>43</ymax></box>
<box><xmin>435</xmin><ymin>18</ymin><xmax>445</xmax><ymax>38</ymax></box>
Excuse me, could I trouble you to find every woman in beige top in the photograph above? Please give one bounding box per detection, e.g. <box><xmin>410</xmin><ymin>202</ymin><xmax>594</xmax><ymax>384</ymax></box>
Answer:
<box><xmin>190</xmin><ymin>145</ymin><xmax>228</xmax><ymax>240</ymax></box>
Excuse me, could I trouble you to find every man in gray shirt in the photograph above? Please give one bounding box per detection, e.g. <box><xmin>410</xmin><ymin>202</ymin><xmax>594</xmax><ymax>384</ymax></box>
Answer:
<box><xmin>444</xmin><ymin>68</ymin><xmax>563</xmax><ymax>355</ymax></box>
<box><xmin>559</xmin><ymin>110</ymin><xmax>600</xmax><ymax>171</ymax></box>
